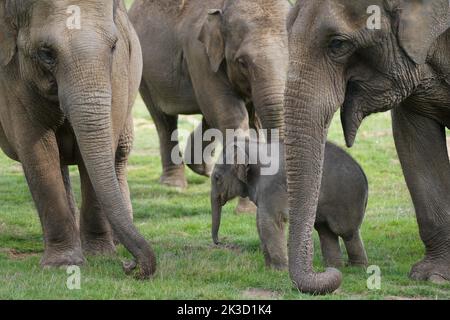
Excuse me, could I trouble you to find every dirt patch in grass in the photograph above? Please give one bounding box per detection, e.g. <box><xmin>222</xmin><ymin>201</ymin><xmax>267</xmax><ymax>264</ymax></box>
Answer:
<box><xmin>0</xmin><ymin>248</ymin><xmax>40</xmax><ymax>260</ymax></box>
<box><xmin>242</xmin><ymin>288</ymin><xmax>281</xmax><ymax>299</ymax></box>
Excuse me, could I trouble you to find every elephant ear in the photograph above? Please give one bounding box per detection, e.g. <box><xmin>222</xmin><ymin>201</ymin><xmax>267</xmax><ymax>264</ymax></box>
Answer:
<box><xmin>198</xmin><ymin>9</ymin><xmax>225</xmax><ymax>73</ymax></box>
<box><xmin>0</xmin><ymin>1</ymin><xmax>17</xmax><ymax>67</ymax></box>
<box><xmin>397</xmin><ymin>0</ymin><xmax>449</xmax><ymax>65</ymax></box>
<box><xmin>232</xmin><ymin>144</ymin><xmax>250</xmax><ymax>184</ymax></box>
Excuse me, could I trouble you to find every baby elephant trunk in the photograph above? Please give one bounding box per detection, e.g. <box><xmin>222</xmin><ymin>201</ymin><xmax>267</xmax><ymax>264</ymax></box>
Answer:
<box><xmin>211</xmin><ymin>192</ymin><xmax>223</xmax><ymax>245</ymax></box>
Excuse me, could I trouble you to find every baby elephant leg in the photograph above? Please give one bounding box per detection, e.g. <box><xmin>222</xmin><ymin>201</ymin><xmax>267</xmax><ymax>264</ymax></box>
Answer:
<box><xmin>316</xmin><ymin>224</ymin><xmax>343</xmax><ymax>268</ymax></box>
<box><xmin>343</xmin><ymin>232</ymin><xmax>368</xmax><ymax>267</ymax></box>
<box><xmin>256</xmin><ymin>209</ymin><xmax>287</xmax><ymax>270</ymax></box>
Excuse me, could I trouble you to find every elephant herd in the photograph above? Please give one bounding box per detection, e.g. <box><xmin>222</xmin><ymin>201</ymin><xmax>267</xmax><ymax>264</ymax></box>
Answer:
<box><xmin>0</xmin><ymin>0</ymin><xmax>449</xmax><ymax>295</ymax></box>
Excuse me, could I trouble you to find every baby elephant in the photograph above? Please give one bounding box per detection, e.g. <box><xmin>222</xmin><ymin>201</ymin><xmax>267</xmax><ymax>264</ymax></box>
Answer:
<box><xmin>211</xmin><ymin>141</ymin><xmax>368</xmax><ymax>270</ymax></box>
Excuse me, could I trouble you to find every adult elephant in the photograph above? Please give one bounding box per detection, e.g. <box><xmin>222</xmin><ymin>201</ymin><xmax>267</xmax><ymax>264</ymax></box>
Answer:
<box><xmin>129</xmin><ymin>0</ymin><xmax>290</xmax><ymax>189</ymax></box>
<box><xmin>285</xmin><ymin>0</ymin><xmax>450</xmax><ymax>294</ymax></box>
<box><xmin>0</xmin><ymin>0</ymin><xmax>155</xmax><ymax>278</ymax></box>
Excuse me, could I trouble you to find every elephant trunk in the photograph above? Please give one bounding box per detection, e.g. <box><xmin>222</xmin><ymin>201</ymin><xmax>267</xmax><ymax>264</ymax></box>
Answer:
<box><xmin>211</xmin><ymin>191</ymin><xmax>223</xmax><ymax>245</ymax></box>
<box><xmin>284</xmin><ymin>58</ymin><xmax>342</xmax><ymax>294</ymax></box>
<box><xmin>58</xmin><ymin>49</ymin><xmax>156</xmax><ymax>278</ymax></box>
<box><xmin>253</xmin><ymin>80</ymin><xmax>286</xmax><ymax>141</ymax></box>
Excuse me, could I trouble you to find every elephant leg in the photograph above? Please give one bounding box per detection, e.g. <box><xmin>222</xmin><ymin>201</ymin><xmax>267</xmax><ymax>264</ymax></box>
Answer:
<box><xmin>235</xmin><ymin>197</ymin><xmax>257</xmax><ymax>214</ymax></box>
<box><xmin>19</xmin><ymin>131</ymin><xmax>83</xmax><ymax>267</ymax></box>
<box><xmin>140</xmin><ymin>81</ymin><xmax>187</xmax><ymax>189</ymax></box>
<box><xmin>392</xmin><ymin>106</ymin><xmax>450</xmax><ymax>284</ymax></box>
<box><xmin>316</xmin><ymin>223</ymin><xmax>343</xmax><ymax>268</ymax></box>
<box><xmin>343</xmin><ymin>232</ymin><xmax>368</xmax><ymax>267</ymax></box>
<box><xmin>61</xmin><ymin>165</ymin><xmax>79</xmax><ymax>226</ymax></box>
<box><xmin>185</xmin><ymin>118</ymin><xmax>215</xmax><ymax>177</ymax></box>
<box><xmin>256</xmin><ymin>208</ymin><xmax>288</xmax><ymax>270</ymax></box>
<box><xmin>79</xmin><ymin>162</ymin><xmax>115</xmax><ymax>255</ymax></box>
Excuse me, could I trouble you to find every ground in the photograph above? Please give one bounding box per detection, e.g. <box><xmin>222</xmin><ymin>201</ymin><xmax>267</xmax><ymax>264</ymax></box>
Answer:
<box><xmin>0</xmin><ymin>0</ymin><xmax>449</xmax><ymax>300</ymax></box>
<box><xmin>1</xmin><ymin>96</ymin><xmax>449</xmax><ymax>299</ymax></box>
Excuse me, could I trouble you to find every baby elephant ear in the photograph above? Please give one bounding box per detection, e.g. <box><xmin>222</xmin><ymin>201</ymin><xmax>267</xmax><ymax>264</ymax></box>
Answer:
<box><xmin>0</xmin><ymin>2</ymin><xmax>17</xmax><ymax>66</ymax></box>
<box><xmin>198</xmin><ymin>9</ymin><xmax>225</xmax><ymax>73</ymax></box>
<box><xmin>233</xmin><ymin>143</ymin><xmax>250</xmax><ymax>184</ymax></box>
<box><xmin>398</xmin><ymin>0</ymin><xmax>449</xmax><ymax>65</ymax></box>
<box><xmin>235</xmin><ymin>164</ymin><xmax>249</xmax><ymax>184</ymax></box>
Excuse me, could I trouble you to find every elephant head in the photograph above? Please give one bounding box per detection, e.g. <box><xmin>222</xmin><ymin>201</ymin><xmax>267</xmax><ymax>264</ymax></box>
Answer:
<box><xmin>211</xmin><ymin>143</ymin><xmax>250</xmax><ymax>244</ymax></box>
<box><xmin>285</xmin><ymin>0</ymin><xmax>449</xmax><ymax>294</ymax></box>
<box><xmin>199</xmin><ymin>0</ymin><xmax>291</xmax><ymax>137</ymax></box>
<box><xmin>0</xmin><ymin>0</ymin><xmax>155</xmax><ymax>277</ymax></box>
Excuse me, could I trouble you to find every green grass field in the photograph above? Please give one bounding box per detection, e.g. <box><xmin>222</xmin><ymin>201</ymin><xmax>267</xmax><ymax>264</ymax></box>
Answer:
<box><xmin>1</xmin><ymin>0</ymin><xmax>449</xmax><ymax>300</ymax></box>
<box><xmin>1</xmin><ymin>96</ymin><xmax>449</xmax><ymax>300</ymax></box>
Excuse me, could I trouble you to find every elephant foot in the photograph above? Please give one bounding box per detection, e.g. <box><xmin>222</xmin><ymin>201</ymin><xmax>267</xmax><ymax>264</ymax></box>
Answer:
<box><xmin>347</xmin><ymin>257</ymin><xmax>368</xmax><ymax>268</ymax></box>
<box><xmin>186</xmin><ymin>162</ymin><xmax>213</xmax><ymax>177</ymax></box>
<box><xmin>82</xmin><ymin>234</ymin><xmax>116</xmax><ymax>256</ymax></box>
<box><xmin>160</xmin><ymin>167</ymin><xmax>187</xmax><ymax>189</ymax></box>
<box><xmin>269</xmin><ymin>261</ymin><xmax>288</xmax><ymax>271</ymax></box>
<box><xmin>264</xmin><ymin>252</ymin><xmax>288</xmax><ymax>271</ymax></box>
<box><xmin>235</xmin><ymin>197</ymin><xmax>257</xmax><ymax>214</ymax></box>
<box><xmin>41</xmin><ymin>246</ymin><xmax>84</xmax><ymax>268</ymax></box>
<box><xmin>409</xmin><ymin>257</ymin><xmax>450</xmax><ymax>284</ymax></box>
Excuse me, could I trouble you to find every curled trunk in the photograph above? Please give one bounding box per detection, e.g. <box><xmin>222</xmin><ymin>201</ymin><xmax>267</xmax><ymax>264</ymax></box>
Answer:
<box><xmin>284</xmin><ymin>59</ymin><xmax>342</xmax><ymax>294</ymax></box>
<box><xmin>59</xmin><ymin>50</ymin><xmax>156</xmax><ymax>278</ymax></box>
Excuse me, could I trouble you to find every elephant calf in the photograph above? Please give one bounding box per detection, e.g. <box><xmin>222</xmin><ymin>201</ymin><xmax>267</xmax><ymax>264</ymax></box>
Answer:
<box><xmin>211</xmin><ymin>141</ymin><xmax>369</xmax><ymax>269</ymax></box>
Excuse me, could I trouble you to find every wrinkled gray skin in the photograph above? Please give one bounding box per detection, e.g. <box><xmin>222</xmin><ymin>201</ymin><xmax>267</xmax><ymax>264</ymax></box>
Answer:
<box><xmin>211</xmin><ymin>141</ymin><xmax>368</xmax><ymax>270</ymax></box>
<box><xmin>285</xmin><ymin>0</ymin><xmax>450</xmax><ymax>294</ymax></box>
<box><xmin>0</xmin><ymin>0</ymin><xmax>155</xmax><ymax>278</ymax></box>
<box><xmin>129</xmin><ymin>0</ymin><xmax>290</xmax><ymax>189</ymax></box>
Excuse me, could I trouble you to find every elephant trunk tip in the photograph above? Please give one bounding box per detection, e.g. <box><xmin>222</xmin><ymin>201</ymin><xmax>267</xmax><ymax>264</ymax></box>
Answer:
<box><xmin>292</xmin><ymin>267</ymin><xmax>342</xmax><ymax>295</ymax></box>
<box><xmin>212</xmin><ymin>234</ymin><xmax>220</xmax><ymax>245</ymax></box>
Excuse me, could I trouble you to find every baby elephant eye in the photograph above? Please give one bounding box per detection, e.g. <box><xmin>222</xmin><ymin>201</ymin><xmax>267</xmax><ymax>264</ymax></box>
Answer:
<box><xmin>328</xmin><ymin>38</ymin><xmax>355</xmax><ymax>59</ymax></box>
<box><xmin>37</xmin><ymin>47</ymin><xmax>56</xmax><ymax>67</ymax></box>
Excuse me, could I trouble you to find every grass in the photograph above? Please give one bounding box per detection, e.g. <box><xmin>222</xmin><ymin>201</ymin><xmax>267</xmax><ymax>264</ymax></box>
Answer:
<box><xmin>0</xmin><ymin>0</ymin><xmax>449</xmax><ymax>300</ymax></box>
<box><xmin>1</xmin><ymin>96</ymin><xmax>450</xmax><ymax>300</ymax></box>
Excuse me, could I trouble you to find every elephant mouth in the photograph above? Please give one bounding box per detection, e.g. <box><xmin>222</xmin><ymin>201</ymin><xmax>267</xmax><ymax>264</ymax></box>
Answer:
<box><xmin>33</xmin><ymin>77</ymin><xmax>59</xmax><ymax>102</ymax></box>
<box><xmin>48</xmin><ymin>79</ymin><xmax>59</xmax><ymax>99</ymax></box>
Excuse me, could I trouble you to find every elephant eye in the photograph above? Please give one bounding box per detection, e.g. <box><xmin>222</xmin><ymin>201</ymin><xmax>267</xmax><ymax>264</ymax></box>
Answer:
<box><xmin>328</xmin><ymin>38</ymin><xmax>355</xmax><ymax>60</ymax></box>
<box><xmin>237</xmin><ymin>57</ymin><xmax>249</xmax><ymax>70</ymax></box>
<box><xmin>37</xmin><ymin>47</ymin><xmax>56</xmax><ymax>67</ymax></box>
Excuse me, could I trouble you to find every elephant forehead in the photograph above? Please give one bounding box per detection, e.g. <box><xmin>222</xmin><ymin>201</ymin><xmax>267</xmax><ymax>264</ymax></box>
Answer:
<box><xmin>332</xmin><ymin>0</ymin><xmax>385</xmax><ymax>24</ymax></box>
<box><xmin>30</xmin><ymin>0</ymin><xmax>114</xmax><ymax>20</ymax></box>
<box><xmin>224</xmin><ymin>0</ymin><xmax>290</xmax><ymax>26</ymax></box>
